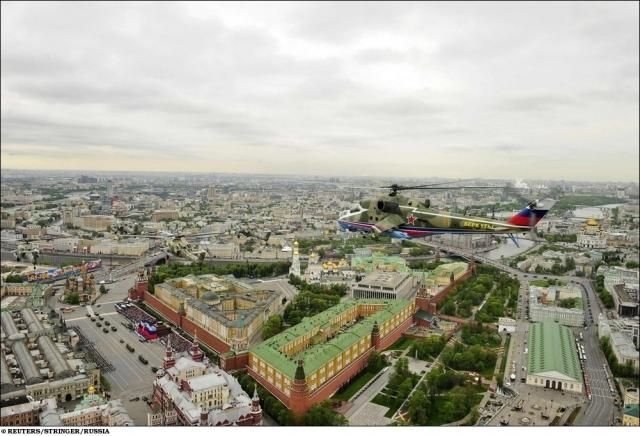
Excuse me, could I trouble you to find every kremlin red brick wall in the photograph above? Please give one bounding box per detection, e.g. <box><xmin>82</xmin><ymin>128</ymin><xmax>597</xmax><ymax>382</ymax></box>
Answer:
<box><xmin>415</xmin><ymin>268</ymin><xmax>473</xmax><ymax>315</ymax></box>
<box><xmin>181</xmin><ymin>317</ymin><xmax>230</xmax><ymax>354</ymax></box>
<box><xmin>221</xmin><ymin>352</ymin><xmax>249</xmax><ymax>372</ymax></box>
<box><xmin>143</xmin><ymin>291</ymin><xmax>181</xmax><ymax>326</ymax></box>
<box><xmin>307</xmin><ymin>347</ymin><xmax>373</xmax><ymax>405</ymax></box>
<box><xmin>246</xmin><ymin>367</ymin><xmax>292</xmax><ymax>408</ymax></box>
<box><xmin>378</xmin><ymin>315</ymin><xmax>414</xmax><ymax>350</ymax></box>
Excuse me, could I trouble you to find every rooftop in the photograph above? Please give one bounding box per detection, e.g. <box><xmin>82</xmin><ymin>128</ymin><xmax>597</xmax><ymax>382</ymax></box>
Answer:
<box><xmin>528</xmin><ymin>321</ymin><xmax>582</xmax><ymax>382</ymax></box>
<box><xmin>251</xmin><ymin>299</ymin><xmax>411</xmax><ymax>379</ymax></box>
<box><xmin>358</xmin><ymin>272</ymin><xmax>410</xmax><ymax>289</ymax></box>
<box><xmin>624</xmin><ymin>404</ymin><xmax>639</xmax><ymax>419</ymax></box>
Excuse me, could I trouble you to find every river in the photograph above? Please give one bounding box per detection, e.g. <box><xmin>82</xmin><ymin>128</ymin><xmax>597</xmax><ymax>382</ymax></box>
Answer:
<box><xmin>484</xmin><ymin>238</ymin><xmax>536</xmax><ymax>260</ymax></box>
<box><xmin>571</xmin><ymin>203</ymin><xmax>625</xmax><ymax>219</ymax></box>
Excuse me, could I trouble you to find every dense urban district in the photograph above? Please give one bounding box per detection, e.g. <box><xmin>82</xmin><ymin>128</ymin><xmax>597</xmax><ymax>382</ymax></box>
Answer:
<box><xmin>1</xmin><ymin>171</ymin><xmax>638</xmax><ymax>427</ymax></box>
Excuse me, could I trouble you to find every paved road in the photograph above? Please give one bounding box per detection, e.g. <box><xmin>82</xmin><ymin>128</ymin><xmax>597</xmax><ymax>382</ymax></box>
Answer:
<box><xmin>253</xmin><ymin>278</ymin><xmax>299</xmax><ymax>303</ymax></box>
<box><xmin>66</xmin><ymin>313</ymin><xmax>167</xmax><ymax>425</ymax></box>
<box><xmin>344</xmin><ymin>370</ymin><xmax>391</xmax><ymax>420</ymax></box>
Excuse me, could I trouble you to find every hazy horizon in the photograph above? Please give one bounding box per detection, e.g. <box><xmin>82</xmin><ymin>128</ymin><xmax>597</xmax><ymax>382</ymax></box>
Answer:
<box><xmin>2</xmin><ymin>2</ymin><xmax>638</xmax><ymax>182</ymax></box>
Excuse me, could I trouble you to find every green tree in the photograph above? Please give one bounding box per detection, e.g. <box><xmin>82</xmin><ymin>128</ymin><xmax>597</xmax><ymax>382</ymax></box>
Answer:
<box><xmin>411</xmin><ymin>335</ymin><xmax>446</xmax><ymax>360</ymax></box>
<box><xmin>367</xmin><ymin>351</ymin><xmax>388</xmax><ymax>373</ymax></box>
<box><xmin>303</xmin><ymin>402</ymin><xmax>347</xmax><ymax>426</ymax></box>
<box><xmin>396</xmin><ymin>378</ymin><xmax>414</xmax><ymax>408</ymax></box>
<box><xmin>408</xmin><ymin>388</ymin><xmax>429</xmax><ymax>425</ymax></box>
<box><xmin>262</xmin><ymin>315</ymin><xmax>284</xmax><ymax>340</ymax></box>
<box><xmin>4</xmin><ymin>274</ymin><xmax>24</xmax><ymax>283</ymax></box>
<box><xmin>65</xmin><ymin>292</ymin><xmax>80</xmax><ymax>305</ymax></box>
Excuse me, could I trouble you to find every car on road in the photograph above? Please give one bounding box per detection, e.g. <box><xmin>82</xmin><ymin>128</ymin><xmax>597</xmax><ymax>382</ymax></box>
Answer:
<box><xmin>129</xmin><ymin>397</ymin><xmax>139</xmax><ymax>402</ymax></box>
<box><xmin>142</xmin><ymin>396</ymin><xmax>149</xmax><ymax>402</ymax></box>
<box><xmin>97</xmin><ymin>304</ymin><xmax>101</xmax><ymax>308</ymax></box>
<box><xmin>98</xmin><ymin>315</ymin><xmax>104</xmax><ymax>320</ymax></box>
<box><xmin>96</xmin><ymin>322</ymin><xmax>102</xmax><ymax>327</ymax></box>
<box><xmin>150</xmin><ymin>366</ymin><xmax>158</xmax><ymax>373</ymax></box>
<box><xmin>105</xmin><ymin>320</ymin><xmax>110</xmax><ymax>326</ymax></box>
<box><xmin>103</xmin><ymin>328</ymin><xmax>109</xmax><ymax>334</ymax></box>
<box><xmin>111</xmin><ymin>326</ymin><xmax>117</xmax><ymax>332</ymax></box>
<box><xmin>86</xmin><ymin>313</ymin><xmax>91</xmax><ymax>318</ymax></box>
<box><xmin>126</xmin><ymin>344</ymin><xmax>135</xmax><ymax>352</ymax></box>
<box><xmin>119</xmin><ymin>339</ymin><xmax>124</xmax><ymax>343</ymax></box>
<box><xmin>139</xmin><ymin>355</ymin><xmax>148</xmax><ymax>365</ymax></box>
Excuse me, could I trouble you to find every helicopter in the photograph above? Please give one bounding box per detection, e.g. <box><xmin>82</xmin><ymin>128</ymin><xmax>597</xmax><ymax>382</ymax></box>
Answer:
<box><xmin>337</xmin><ymin>182</ymin><xmax>555</xmax><ymax>246</ymax></box>
<box><xmin>13</xmin><ymin>239</ymin><xmax>40</xmax><ymax>266</ymax></box>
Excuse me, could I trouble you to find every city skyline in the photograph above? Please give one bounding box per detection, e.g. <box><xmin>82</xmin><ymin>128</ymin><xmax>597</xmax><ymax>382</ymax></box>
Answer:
<box><xmin>1</xmin><ymin>2</ymin><xmax>639</xmax><ymax>182</ymax></box>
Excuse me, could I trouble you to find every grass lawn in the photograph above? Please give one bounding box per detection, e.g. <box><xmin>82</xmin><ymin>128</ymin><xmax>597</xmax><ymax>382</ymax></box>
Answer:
<box><xmin>372</xmin><ymin>393</ymin><xmax>403</xmax><ymax>418</ymax></box>
<box><xmin>530</xmin><ymin>279</ymin><xmax>551</xmax><ymax>287</ymax></box>
<box><xmin>332</xmin><ymin>370</ymin><xmax>379</xmax><ymax>401</ymax></box>
<box><xmin>386</xmin><ymin>336</ymin><xmax>416</xmax><ymax>351</ymax></box>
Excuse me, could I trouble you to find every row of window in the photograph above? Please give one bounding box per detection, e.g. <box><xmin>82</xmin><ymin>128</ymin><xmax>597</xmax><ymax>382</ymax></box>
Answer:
<box><xmin>531</xmin><ymin>378</ymin><xmax>575</xmax><ymax>390</ymax></box>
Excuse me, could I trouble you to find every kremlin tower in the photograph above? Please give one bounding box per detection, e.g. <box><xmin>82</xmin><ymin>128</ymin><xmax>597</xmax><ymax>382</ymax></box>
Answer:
<box><xmin>289</xmin><ymin>241</ymin><xmax>301</xmax><ymax>278</ymax></box>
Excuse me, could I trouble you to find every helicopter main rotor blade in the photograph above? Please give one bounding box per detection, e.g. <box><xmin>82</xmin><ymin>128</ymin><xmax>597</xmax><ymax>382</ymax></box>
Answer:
<box><xmin>408</xmin><ymin>186</ymin><xmax>505</xmax><ymax>190</ymax></box>
<box><xmin>406</xmin><ymin>179</ymin><xmax>476</xmax><ymax>188</ymax></box>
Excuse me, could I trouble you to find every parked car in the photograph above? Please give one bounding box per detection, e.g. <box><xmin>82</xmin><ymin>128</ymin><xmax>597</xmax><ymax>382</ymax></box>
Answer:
<box><xmin>139</xmin><ymin>355</ymin><xmax>149</xmax><ymax>365</ymax></box>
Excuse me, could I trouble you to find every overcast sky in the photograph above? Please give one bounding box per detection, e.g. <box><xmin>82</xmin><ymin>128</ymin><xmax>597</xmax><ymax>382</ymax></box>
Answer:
<box><xmin>1</xmin><ymin>1</ymin><xmax>638</xmax><ymax>181</ymax></box>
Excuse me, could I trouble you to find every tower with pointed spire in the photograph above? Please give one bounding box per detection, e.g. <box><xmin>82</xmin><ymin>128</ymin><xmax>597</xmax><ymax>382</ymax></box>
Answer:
<box><xmin>189</xmin><ymin>331</ymin><xmax>204</xmax><ymax>363</ymax></box>
<box><xmin>250</xmin><ymin>385</ymin><xmax>263</xmax><ymax>425</ymax></box>
<box><xmin>129</xmin><ymin>268</ymin><xmax>148</xmax><ymax>301</ymax></box>
<box><xmin>371</xmin><ymin>321</ymin><xmax>381</xmax><ymax>349</ymax></box>
<box><xmin>163</xmin><ymin>337</ymin><xmax>176</xmax><ymax>370</ymax></box>
<box><xmin>289</xmin><ymin>360</ymin><xmax>309</xmax><ymax>416</ymax></box>
<box><xmin>288</xmin><ymin>241</ymin><xmax>301</xmax><ymax>278</ymax></box>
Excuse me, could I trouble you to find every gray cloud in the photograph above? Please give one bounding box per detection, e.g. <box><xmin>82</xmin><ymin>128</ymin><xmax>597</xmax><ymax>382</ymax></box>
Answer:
<box><xmin>496</xmin><ymin>94</ymin><xmax>580</xmax><ymax>112</ymax></box>
<box><xmin>1</xmin><ymin>1</ymin><xmax>638</xmax><ymax>181</ymax></box>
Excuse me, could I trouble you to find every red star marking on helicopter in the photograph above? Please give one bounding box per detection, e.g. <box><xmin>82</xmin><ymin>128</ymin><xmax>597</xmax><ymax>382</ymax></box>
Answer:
<box><xmin>406</xmin><ymin>214</ymin><xmax>417</xmax><ymax>225</ymax></box>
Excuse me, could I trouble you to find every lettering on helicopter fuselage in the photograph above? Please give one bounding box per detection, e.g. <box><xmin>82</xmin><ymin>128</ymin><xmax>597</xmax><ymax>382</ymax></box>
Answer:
<box><xmin>462</xmin><ymin>221</ymin><xmax>495</xmax><ymax>230</ymax></box>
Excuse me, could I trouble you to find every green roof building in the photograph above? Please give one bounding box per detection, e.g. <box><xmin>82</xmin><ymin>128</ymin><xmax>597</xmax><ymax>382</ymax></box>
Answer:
<box><xmin>525</xmin><ymin>321</ymin><xmax>583</xmax><ymax>393</ymax></box>
<box><xmin>248</xmin><ymin>299</ymin><xmax>415</xmax><ymax>413</ymax></box>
